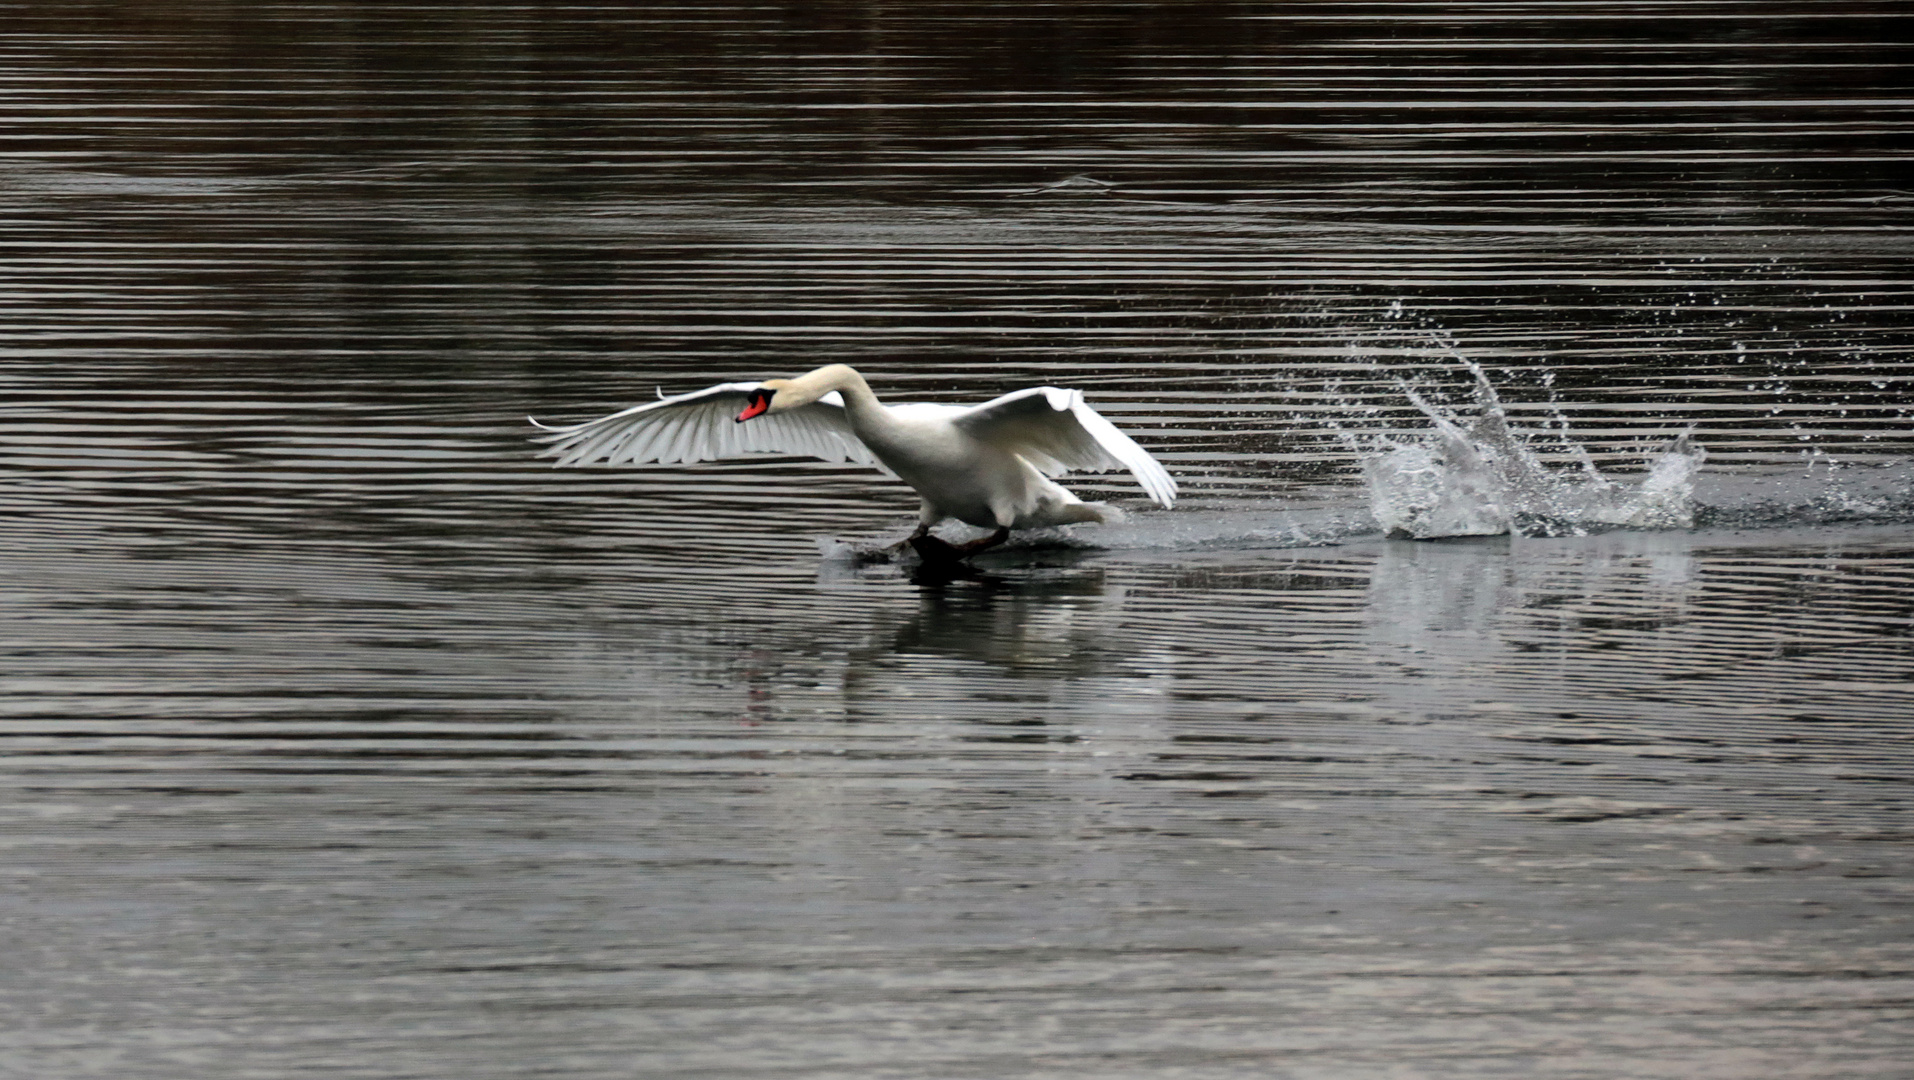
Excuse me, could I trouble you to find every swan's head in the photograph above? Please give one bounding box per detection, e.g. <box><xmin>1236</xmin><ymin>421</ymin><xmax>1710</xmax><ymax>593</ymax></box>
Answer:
<box><xmin>736</xmin><ymin>383</ymin><xmax>781</xmax><ymax>422</ymax></box>
<box><xmin>736</xmin><ymin>366</ymin><xmax>856</xmax><ymax>422</ymax></box>
<box><xmin>737</xmin><ymin>378</ymin><xmax>804</xmax><ymax>422</ymax></box>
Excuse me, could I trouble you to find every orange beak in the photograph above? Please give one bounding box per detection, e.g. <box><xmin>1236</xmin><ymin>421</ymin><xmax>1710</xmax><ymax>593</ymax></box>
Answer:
<box><xmin>736</xmin><ymin>389</ymin><xmax>772</xmax><ymax>422</ymax></box>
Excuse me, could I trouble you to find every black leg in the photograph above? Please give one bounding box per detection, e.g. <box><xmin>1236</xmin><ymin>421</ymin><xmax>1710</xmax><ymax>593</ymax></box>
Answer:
<box><xmin>955</xmin><ymin>526</ymin><xmax>1012</xmax><ymax>556</ymax></box>
<box><xmin>867</xmin><ymin>522</ymin><xmax>934</xmax><ymax>560</ymax></box>
<box><xmin>910</xmin><ymin>526</ymin><xmax>1010</xmax><ymax>565</ymax></box>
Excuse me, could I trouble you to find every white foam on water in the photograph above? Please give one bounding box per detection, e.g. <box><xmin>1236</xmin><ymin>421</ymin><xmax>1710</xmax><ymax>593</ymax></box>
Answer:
<box><xmin>1356</xmin><ymin>360</ymin><xmax>1709</xmax><ymax>539</ymax></box>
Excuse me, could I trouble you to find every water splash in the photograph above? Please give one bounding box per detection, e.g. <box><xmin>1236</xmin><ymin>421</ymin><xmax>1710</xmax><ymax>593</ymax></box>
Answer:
<box><xmin>1359</xmin><ymin>362</ymin><xmax>1708</xmax><ymax>539</ymax></box>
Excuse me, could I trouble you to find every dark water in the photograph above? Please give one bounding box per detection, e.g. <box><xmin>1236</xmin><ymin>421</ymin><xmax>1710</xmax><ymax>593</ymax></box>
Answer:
<box><xmin>2</xmin><ymin>3</ymin><xmax>1912</xmax><ymax>1077</ymax></box>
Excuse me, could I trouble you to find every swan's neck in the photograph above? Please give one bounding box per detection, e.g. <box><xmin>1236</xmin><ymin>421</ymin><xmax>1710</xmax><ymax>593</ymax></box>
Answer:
<box><xmin>787</xmin><ymin>363</ymin><xmax>885</xmax><ymax>421</ymax></box>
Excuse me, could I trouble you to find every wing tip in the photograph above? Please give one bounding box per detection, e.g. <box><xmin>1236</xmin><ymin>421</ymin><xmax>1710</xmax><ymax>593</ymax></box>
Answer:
<box><xmin>528</xmin><ymin>415</ymin><xmax>571</xmax><ymax>439</ymax></box>
<box><xmin>1146</xmin><ymin>471</ymin><xmax>1178</xmax><ymax>509</ymax></box>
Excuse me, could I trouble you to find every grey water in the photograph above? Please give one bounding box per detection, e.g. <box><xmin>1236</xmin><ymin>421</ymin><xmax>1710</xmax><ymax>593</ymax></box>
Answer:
<box><xmin>2</xmin><ymin>2</ymin><xmax>1911</xmax><ymax>1077</ymax></box>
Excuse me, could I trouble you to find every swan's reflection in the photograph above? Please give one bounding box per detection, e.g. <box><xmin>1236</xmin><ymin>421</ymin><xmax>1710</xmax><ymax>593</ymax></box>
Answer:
<box><xmin>869</xmin><ymin>558</ymin><xmax>1124</xmax><ymax>678</ymax></box>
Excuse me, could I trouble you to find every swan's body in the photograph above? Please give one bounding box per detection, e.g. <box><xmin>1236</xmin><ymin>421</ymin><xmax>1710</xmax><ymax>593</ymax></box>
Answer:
<box><xmin>532</xmin><ymin>364</ymin><xmax>1175</xmax><ymax>558</ymax></box>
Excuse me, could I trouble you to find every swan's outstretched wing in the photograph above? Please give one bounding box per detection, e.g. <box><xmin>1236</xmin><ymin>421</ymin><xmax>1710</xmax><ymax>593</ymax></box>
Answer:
<box><xmin>531</xmin><ymin>382</ymin><xmax>882</xmax><ymax>468</ymax></box>
<box><xmin>951</xmin><ymin>386</ymin><xmax>1176</xmax><ymax>507</ymax></box>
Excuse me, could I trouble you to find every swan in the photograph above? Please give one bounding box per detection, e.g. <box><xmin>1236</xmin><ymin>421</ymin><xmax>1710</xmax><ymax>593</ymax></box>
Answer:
<box><xmin>531</xmin><ymin>363</ymin><xmax>1176</xmax><ymax>560</ymax></box>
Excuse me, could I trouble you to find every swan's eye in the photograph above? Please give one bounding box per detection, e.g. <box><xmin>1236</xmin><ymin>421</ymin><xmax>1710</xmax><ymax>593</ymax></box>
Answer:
<box><xmin>736</xmin><ymin>388</ymin><xmax>774</xmax><ymax>422</ymax></box>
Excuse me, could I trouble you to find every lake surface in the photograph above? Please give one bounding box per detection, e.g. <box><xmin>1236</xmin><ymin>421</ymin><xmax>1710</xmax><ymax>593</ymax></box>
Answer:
<box><xmin>2</xmin><ymin>2</ymin><xmax>1911</xmax><ymax>1077</ymax></box>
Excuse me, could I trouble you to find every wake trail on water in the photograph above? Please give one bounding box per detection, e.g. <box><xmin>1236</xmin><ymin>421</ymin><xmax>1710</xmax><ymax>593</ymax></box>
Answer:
<box><xmin>815</xmin><ymin>350</ymin><xmax>1910</xmax><ymax>564</ymax></box>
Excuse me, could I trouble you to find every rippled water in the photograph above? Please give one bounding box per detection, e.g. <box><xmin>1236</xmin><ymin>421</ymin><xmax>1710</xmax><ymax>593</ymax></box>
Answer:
<box><xmin>3</xmin><ymin>3</ymin><xmax>1912</xmax><ymax>1077</ymax></box>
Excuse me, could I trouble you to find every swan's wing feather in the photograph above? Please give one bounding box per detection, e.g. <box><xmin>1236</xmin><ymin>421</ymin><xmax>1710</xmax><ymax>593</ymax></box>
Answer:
<box><xmin>531</xmin><ymin>381</ymin><xmax>882</xmax><ymax>468</ymax></box>
<box><xmin>951</xmin><ymin>386</ymin><xmax>1177</xmax><ymax>507</ymax></box>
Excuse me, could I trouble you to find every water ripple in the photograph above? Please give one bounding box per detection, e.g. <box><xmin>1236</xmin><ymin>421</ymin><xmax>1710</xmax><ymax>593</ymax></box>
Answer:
<box><xmin>3</xmin><ymin>3</ymin><xmax>1912</xmax><ymax>1078</ymax></box>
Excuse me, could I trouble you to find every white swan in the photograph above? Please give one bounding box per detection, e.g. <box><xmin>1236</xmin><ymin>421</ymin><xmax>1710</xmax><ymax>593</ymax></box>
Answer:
<box><xmin>532</xmin><ymin>363</ymin><xmax>1176</xmax><ymax>559</ymax></box>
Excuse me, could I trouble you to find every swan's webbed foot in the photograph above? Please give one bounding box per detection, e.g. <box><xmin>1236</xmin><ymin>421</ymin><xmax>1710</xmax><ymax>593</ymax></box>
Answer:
<box><xmin>909</xmin><ymin>526</ymin><xmax>1011</xmax><ymax>565</ymax></box>
<box><xmin>863</xmin><ymin>525</ymin><xmax>927</xmax><ymax>561</ymax></box>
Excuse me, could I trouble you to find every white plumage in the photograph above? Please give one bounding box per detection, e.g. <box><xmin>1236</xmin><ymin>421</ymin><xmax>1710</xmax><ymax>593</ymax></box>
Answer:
<box><xmin>532</xmin><ymin>364</ymin><xmax>1176</xmax><ymax>557</ymax></box>
<box><xmin>534</xmin><ymin>384</ymin><xmax>877</xmax><ymax>469</ymax></box>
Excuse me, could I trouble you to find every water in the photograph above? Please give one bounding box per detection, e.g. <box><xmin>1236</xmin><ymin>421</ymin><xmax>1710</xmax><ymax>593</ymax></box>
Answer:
<box><xmin>1355</xmin><ymin>356</ymin><xmax>1714</xmax><ymax>538</ymax></box>
<box><xmin>2</xmin><ymin>2</ymin><xmax>1912</xmax><ymax>1077</ymax></box>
